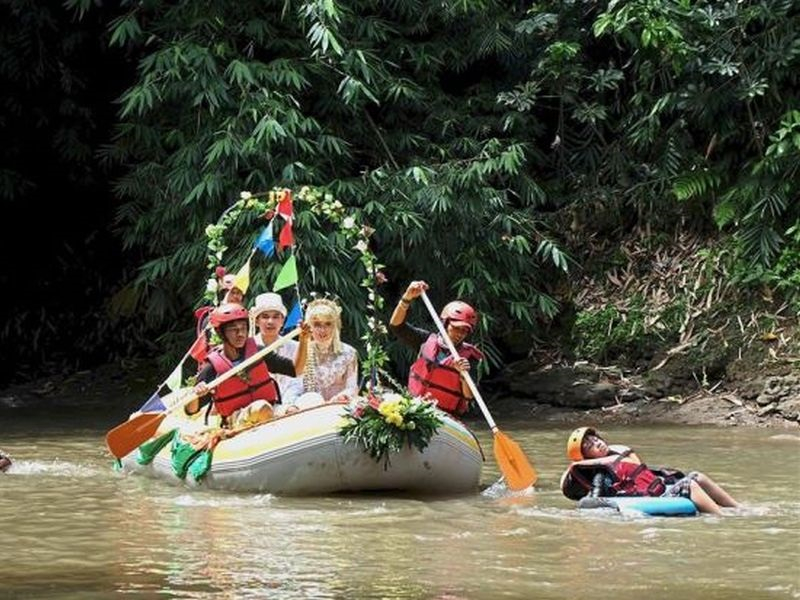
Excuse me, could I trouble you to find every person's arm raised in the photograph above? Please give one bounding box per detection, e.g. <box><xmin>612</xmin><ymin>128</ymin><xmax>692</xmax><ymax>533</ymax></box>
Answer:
<box><xmin>389</xmin><ymin>280</ymin><xmax>428</xmax><ymax>326</ymax></box>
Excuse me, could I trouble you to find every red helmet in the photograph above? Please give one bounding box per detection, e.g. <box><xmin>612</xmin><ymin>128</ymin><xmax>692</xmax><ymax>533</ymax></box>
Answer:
<box><xmin>210</xmin><ymin>303</ymin><xmax>249</xmax><ymax>331</ymax></box>
<box><xmin>440</xmin><ymin>301</ymin><xmax>478</xmax><ymax>331</ymax></box>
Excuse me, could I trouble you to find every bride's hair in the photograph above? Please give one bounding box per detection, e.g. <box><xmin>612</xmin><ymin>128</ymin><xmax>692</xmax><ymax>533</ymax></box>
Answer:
<box><xmin>305</xmin><ymin>297</ymin><xmax>343</xmax><ymax>353</ymax></box>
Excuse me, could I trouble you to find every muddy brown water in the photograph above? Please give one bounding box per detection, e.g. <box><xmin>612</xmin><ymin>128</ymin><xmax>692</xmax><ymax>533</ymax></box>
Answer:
<box><xmin>1</xmin><ymin>409</ymin><xmax>798</xmax><ymax>599</ymax></box>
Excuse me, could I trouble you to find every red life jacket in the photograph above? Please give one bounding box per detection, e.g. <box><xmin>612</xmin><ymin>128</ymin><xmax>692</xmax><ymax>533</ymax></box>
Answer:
<box><xmin>560</xmin><ymin>451</ymin><xmax>666</xmax><ymax>500</ymax></box>
<box><xmin>206</xmin><ymin>338</ymin><xmax>280</xmax><ymax>417</ymax></box>
<box><xmin>408</xmin><ymin>333</ymin><xmax>483</xmax><ymax>415</ymax></box>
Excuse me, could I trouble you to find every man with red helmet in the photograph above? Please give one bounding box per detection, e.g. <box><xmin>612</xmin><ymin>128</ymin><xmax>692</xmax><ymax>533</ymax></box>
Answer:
<box><xmin>389</xmin><ymin>280</ymin><xmax>483</xmax><ymax>416</ymax></box>
<box><xmin>185</xmin><ymin>303</ymin><xmax>310</xmax><ymax>428</ymax></box>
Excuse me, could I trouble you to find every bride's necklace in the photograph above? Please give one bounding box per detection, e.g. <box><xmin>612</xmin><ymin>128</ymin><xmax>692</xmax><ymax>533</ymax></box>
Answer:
<box><xmin>314</xmin><ymin>341</ymin><xmax>334</xmax><ymax>357</ymax></box>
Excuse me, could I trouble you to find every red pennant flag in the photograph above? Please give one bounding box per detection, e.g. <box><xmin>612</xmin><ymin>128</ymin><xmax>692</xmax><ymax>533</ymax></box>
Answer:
<box><xmin>277</xmin><ymin>189</ymin><xmax>293</xmax><ymax>220</ymax></box>
<box><xmin>278</xmin><ymin>220</ymin><xmax>294</xmax><ymax>249</ymax></box>
<box><xmin>189</xmin><ymin>334</ymin><xmax>209</xmax><ymax>363</ymax></box>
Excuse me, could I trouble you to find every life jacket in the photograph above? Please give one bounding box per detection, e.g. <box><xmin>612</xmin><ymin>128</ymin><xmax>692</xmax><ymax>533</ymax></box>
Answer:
<box><xmin>560</xmin><ymin>451</ymin><xmax>668</xmax><ymax>500</ymax></box>
<box><xmin>206</xmin><ymin>338</ymin><xmax>280</xmax><ymax>417</ymax></box>
<box><xmin>408</xmin><ymin>333</ymin><xmax>483</xmax><ymax>415</ymax></box>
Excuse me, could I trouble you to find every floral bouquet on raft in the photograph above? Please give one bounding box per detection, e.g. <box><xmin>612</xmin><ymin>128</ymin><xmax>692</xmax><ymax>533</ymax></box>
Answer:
<box><xmin>340</xmin><ymin>392</ymin><xmax>443</xmax><ymax>468</ymax></box>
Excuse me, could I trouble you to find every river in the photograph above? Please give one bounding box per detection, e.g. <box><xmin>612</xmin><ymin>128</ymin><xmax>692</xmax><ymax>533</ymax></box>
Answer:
<box><xmin>1</xmin><ymin>409</ymin><xmax>798</xmax><ymax>599</ymax></box>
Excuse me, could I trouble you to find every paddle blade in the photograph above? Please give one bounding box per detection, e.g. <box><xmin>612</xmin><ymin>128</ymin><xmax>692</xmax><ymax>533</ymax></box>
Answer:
<box><xmin>105</xmin><ymin>412</ymin><xmax>166</xmax><ymax>459</ymax></box>
<box><xmin>493</xmin><ymin>430</ymin><xmax>538</xmax><ymax>490</ymax></box>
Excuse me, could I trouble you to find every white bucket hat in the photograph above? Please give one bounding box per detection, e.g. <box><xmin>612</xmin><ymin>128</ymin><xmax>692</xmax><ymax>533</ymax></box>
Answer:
<box><xmin>250</xmin><ymin>292</ymin><xmax>287</xmax><ymax>319</ymax></box>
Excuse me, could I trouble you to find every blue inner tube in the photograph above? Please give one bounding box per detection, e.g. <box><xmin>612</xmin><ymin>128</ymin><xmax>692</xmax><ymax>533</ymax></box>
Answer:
<box><xmin>578</xmin><ymin>496</ymin><xmax>698</xmax><ymax>517</ymax></box>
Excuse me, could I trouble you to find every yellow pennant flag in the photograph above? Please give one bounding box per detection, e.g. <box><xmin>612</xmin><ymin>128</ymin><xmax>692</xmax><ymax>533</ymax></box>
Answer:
<box><xmin>273</xmin><ymin>255</ymin><xmax>298</xmax><ymax>292</ymax></box>
<box><xmin>233</xmin><ymin>258</ymin><xmax>251</xmax><ymax>294</ymax></box>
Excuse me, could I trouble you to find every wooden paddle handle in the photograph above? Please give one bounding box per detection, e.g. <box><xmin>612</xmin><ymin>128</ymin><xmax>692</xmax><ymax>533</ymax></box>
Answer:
<box><xmin>420</xmin><ymin>291</ymin><xmax>498</xmax><ymax>431</ymax></box>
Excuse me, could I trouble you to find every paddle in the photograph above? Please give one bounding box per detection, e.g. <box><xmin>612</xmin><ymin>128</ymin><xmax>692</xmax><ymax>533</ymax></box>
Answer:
<box><xmin>420</xmin><ymin>291</ymin><xmax>538</xmax><ymax>490</ymax></box>
<box><xmin>105</xmin><ymin>328</ymin><xmax>302</xmax><ymax>459</ymax></box>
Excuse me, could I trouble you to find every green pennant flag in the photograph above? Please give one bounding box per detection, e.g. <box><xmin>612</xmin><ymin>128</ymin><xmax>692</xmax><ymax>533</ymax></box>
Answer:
<box><xmin>273</xmin><ymin>255</ymin><xmax>298</xmax><ymax>291</ymax></box>
<box><xmin>164</xmin><ymin>363</ymin><xmax>183</xmax><ymax>392</ymax></box>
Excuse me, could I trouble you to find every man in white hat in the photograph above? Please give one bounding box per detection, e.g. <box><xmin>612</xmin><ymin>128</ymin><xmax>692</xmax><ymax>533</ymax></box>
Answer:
<box><xmin>250</xmin><ymin>293</ymin><xmax>303</xmax><ymax>412</ymax></box>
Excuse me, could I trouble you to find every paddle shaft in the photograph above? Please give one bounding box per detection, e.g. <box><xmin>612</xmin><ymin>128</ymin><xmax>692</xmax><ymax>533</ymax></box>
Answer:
<box><xmin>105</xmin><ymin>328</ymin><xmax>301</xmax><ymax>458</ymax></box>
<box><xmin>419</xmin><ymin>292</ymin><xmax>497</xmax><ymax>431</ymax></box>
<box><xmin>164</xmin><ymin>326</ymin><xmax>302</xmax><ymax>413</ymax></box>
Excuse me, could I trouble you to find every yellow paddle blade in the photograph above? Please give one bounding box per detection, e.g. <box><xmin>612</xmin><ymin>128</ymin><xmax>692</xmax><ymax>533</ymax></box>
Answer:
<box><xmin>105</xmin><ymin>412</ymin><xmax>166</xmax><ymax>459</ymax></box>
<box><xmin>493</xmin><ymin>430</ymin><xmax>538</xmax><ymax>490</ymax></box>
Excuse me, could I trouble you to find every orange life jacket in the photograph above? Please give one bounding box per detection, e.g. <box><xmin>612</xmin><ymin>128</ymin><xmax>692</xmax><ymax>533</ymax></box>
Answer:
<box><xmin>408</xmin><ymin>333</ymin><xmax>483</xmax><ymax>415</ymax></box>
<box><xmin>206</xmin><ymin>338</ymin><xmax>280</xmax><ymax>416</ymax></box>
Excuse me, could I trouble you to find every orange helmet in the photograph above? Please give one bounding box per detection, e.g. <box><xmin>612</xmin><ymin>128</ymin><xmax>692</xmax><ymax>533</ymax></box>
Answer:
<box><xmin>210</xmin><ymin>303</ymin><xmax>249</xmax><ymax>332</ymax></box>
<box><xmin>441</xmin><ymin>301</ymin><xmax>478</xmax><ymax>331</ymax></box>
<box><xmin>566</xmin><ymin>426</ymin><xmax>597</xmax><ymax>461</ymax></box>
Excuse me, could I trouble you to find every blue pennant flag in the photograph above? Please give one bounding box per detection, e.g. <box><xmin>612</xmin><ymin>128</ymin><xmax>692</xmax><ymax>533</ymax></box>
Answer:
<box><xmin>138</xmin><ymin>391</ymin><xmax>166</xmax><ymax>413</ymax></box>
<box><xmin>282</xmin><ymin>300</ymin><xmax>303</xmax><ymax>331</ymax></box>
<box><xmin>255</xmin><ymin>222</ymin><xmax>275</xmax><ymax>257</ymax></box>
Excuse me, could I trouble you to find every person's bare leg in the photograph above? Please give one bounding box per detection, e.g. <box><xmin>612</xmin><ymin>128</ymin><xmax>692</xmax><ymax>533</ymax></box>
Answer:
<box><xmin>694</xmin><ymin>472</ymin><xmax>740</xmax><ymax>507</ymax></box>
<box><xmin>688</xmin><ymin>481</ymin><xmax>723</xmax><ymax>515</ymax></box>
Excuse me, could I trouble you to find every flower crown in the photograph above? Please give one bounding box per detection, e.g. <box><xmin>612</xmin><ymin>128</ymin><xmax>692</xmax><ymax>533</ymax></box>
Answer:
<box><xmin>305</xmin><ymin>297</ymin><xmax>342</xmax><ymax>319</ymax></box>
<box><xmin>305</xmin><ymin>297</ymin><xmax>343</xmax><ymax>353</ymax></box>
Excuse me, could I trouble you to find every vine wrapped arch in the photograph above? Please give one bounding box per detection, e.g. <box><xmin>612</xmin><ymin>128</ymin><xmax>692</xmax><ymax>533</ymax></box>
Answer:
<box><xmin>200</xmin><ymin>186</ymin><xmax>391</xmax><ymax>392</ymax></box>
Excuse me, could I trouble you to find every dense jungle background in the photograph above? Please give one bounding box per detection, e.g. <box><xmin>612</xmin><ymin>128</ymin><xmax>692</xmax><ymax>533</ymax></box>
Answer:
<box><xmin>1</xmin><ymin>0</ymin><xmax>798</xmax><ymax>423</ymax></box>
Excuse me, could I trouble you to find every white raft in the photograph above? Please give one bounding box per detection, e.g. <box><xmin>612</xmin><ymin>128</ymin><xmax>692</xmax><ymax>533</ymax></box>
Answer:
<box><xmin>119</xmin><ymin>402</ymin><xmax>484</xmax><ymax>495</ymax></box>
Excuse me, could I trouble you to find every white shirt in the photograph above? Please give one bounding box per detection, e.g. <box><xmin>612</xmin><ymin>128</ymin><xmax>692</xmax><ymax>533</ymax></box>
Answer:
<box><xmin>254</xmin><ymin>335</ymin><xmax>303</xmax><ymax>407</ymax></box>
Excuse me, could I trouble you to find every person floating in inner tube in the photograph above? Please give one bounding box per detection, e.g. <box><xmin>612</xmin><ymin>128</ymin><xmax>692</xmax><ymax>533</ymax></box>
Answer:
<box><xmin>559</xmin><ymin>427</ymin><xmax>740</xmax><ymax>515</ymax></box>
<box><xmin>0</xmin><ymin>450</ymin><xmax>12</xmax><ymax>472</ymax></box>
<box><xmin>389</xmin><ymin>280</ymin><xmax>484</xmax><ymax>417</ymax></box>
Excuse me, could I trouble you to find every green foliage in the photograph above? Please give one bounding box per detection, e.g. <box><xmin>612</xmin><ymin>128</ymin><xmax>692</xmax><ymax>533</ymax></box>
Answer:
<box><xmin>512</xmin><ymin>0</ymin><xmax>799</xmax><ymax>263</ymax></box>
<box><xmin>94</xmin><ymin>0</ymin><xmax>570</xmax><ymax>372</ymax></box>
<box><xmin>571</xmin><ymin>296</ymin><xmax>676</xmax><ymax>362</ymax></box>
<box><xmin>11</xmin><ymin>0</ymin><xmax>792</xmax><ymax>382</ymax></box>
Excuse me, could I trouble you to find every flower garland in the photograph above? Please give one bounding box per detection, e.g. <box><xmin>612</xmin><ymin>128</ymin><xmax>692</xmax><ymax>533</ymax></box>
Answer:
<box><xmin>340</xmin><ymin>393</ymin><xmax>443</xmax><ymax>468</ymax></box>
<box><xmin>203</xmin><ymin>190</ymin><xmax>277</xmax><ymax>304</ymax></box>
<box><xmin>295</xmin><ymin>186</ymin><xmax>390</xmax><ymax>389</ymax></box>
<box><xmin>202</xmin><ymin>185</ymin><xmax>391</xmax><ymax>389</ymax></box>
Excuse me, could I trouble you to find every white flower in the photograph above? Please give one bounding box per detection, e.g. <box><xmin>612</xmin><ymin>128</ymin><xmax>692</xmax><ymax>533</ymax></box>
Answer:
<box><xmin>342</xmin><ymin>216</ymin><xmax>356</xmax><ymax>229</ymax></box>
<box><xmin>240</xmin><ymin>191</ymin><xmax>252</xmax><ymax>200</ymax></box>
<box><xmin>206</xmin><ymin>278</ymin><xmax>218</xmax><ymax>293</ymax></box>
<box><xmin>354</xmin><ymin>240</ymin><xmax>368</xmax><ymax>253</ymax></box>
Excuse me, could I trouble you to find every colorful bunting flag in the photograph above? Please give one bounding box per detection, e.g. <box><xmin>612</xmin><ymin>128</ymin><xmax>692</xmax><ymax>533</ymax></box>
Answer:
<box><xmin>283</xmin><ymin>300</ymin><xmax>303</xmax><ymax>331</ymax></box>
<box><xmin>139</xmin><ymin>391</ymin><xmax>166</xmax><ymax>413</ymax></box>
<box><xmin>278</xmin><ymin>220</ymin><xmax>294</xmax><ymax>249</ymax></box>
<box><xmin>189</xmin><ymin>333</ymin><xmax>209</xmax><ymax>363</ymax></box>
<box><xmin>233</xmin><ymin>258</ymin><xmax>251</xmax><ymax>294</ymax></box>
<box><xmin>273</xmin><ymin>255</ymin><xmax>298</xmax><ymax>291</ymax></box>
<box><xmin>277</xmin><ymin>189</ymin><xmax>293</xmax><ymax>220</ymax></box>
<box><xmin>165</xmin><ymin>363</ymin><xmax>183</xmax><ymax>392</ymax></box>
<box><xmin>254</xmin><ymin>221</ymin><xmax>275</xmax><ymax>257</ymax></box>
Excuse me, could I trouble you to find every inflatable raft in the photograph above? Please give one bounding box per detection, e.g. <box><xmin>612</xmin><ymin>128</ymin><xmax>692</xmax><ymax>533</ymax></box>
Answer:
<box><xmin>118</xmin><ymin>402</ymin><xmax>484</xmax><ymax>495</ymax></box>
<box><xmin>578</xmin><ymin>496</ymin><xmax>698</xmax><ymax>517</ymax></box>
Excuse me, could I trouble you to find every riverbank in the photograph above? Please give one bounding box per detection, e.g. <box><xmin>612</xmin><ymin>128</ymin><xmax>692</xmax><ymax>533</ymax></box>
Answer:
<box><xmin>480</xmin><ymin>322</ymin><xmax>800</xmax><ymax>429</ymax></box>
<box><xmin>1</xmin><ymin>349</ymin><xmax>797</xmax><ymax>429</ymax></box>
